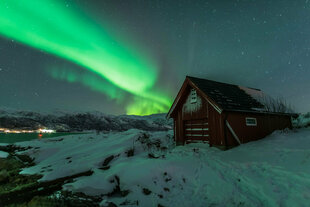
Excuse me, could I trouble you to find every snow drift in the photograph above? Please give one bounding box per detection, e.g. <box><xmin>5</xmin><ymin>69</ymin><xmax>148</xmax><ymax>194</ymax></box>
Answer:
<box><xmin>15</xmin><ymin>124</ymin><xmax>310</xmax><ymax>207</ymax></box>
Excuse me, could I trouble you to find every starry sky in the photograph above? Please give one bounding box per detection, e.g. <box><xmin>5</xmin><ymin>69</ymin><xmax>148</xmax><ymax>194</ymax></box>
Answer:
<box><xmin>0</xmin><ymin>0</ymin><xmax>309</xmax><ymax>115</ymax></box>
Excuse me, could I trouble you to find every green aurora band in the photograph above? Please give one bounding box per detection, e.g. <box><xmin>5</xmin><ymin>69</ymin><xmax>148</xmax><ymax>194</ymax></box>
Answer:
<box><xmin>0</xmin><ymin>0</ymin><xmax>172</xmax><ymax>115</ymax></box>
<box><xmin>48</xmin><ymin>66</ymin><xmax>125</xmax><ymax>101</ymax></box>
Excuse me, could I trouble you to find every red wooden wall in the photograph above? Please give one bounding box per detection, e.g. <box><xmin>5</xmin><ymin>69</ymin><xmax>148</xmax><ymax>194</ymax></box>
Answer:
<box><xmin>225</xmin><ymin>112</ymin><xmax>292</xmax><ymax>147</ymax></box>
<box><xmin>172</xmin><ymin>86</ymin><xmax>225</xmax><ymax>145</ymax></box>
<box><xmin>207</xmin><ymin>103</ymin><xmax>224</xmax><ymax>146</ymax></box>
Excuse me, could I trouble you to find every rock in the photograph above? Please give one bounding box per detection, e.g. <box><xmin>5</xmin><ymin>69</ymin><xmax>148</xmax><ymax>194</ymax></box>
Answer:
<box><xmin>16</xmin><ymin>154</ymin><xmax>34</xmax><ymax>164</ymax></box>
<box><xmin>142</xmin><ymin>188</ymin><xmax>152</xmax><ymax>195</ymax></box>
<box><xmin>99</xmin><ymin>166</ymin><xmax>110</xmax><ymax>170</ymax></box>
<box><xmin>102</xmin><ymin>154</ymin><xmax>119</xmax><ymax>167</ymax></box>
<box><xmin>148</xmin><ymin>153</ymin><xmax>160</xmax><ymax>159</ymax></box>
<box><xmin>125</xmin><ymin>148</ymin><xmax>134</xmax><ymax>157</ymax></box>
<box><xmin>103</xmin><ymin>155</ymin><xmax>115</xmax><ymax>166</ymax></box>
<box><xmin>107</xmin><ymin>176</ymin><xmax>129</xmax><ymax>198</ymax></box>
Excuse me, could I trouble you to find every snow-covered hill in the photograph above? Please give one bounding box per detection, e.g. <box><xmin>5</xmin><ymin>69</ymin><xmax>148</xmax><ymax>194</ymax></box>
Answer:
<box><xmin>11</xmin><ymin>125</ymin><xmax>310</xmax><ymax>207</ymax></box>
<box><xmin>0</xmin><ymin>109</ymin><xmax>172</xmax><ymax>132</ymax></box>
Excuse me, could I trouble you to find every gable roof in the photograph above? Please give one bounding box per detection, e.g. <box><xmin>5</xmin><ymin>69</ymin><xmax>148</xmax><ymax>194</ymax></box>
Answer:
<box><xmin>187</xmin><ymin>76</ymin><xmax>264</xmax><ymax>112</ymax></box>
<box><xmin>167</xmin><ymin>76</ymin><xmax>296</xmax><ymax>119</ymax></box>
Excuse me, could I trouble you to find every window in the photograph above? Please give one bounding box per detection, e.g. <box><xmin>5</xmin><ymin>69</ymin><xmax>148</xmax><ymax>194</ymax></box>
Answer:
<box><xmin>190</xmin><ymin>89</ymin><xmax>197</xmax><ymax>103</ymax></box>
<box><xmin>246</xmin><ymin>117</ymin><xmax>257</xmax><ymax>126</ymax></box>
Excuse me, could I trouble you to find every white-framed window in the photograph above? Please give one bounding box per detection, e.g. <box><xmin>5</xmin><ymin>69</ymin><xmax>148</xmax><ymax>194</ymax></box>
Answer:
<box><xmin>190</xmin><ymin>89</ymin><xmax>197</xmax><ymax>104</ymax></box>
<box><xmin>246</xmin><ymin>117</ymin><xmax>257</xmax><ymax>126</ymax></box>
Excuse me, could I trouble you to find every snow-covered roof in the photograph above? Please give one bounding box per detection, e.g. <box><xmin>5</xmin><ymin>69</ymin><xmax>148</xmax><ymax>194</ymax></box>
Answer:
<box><xmin>187</xmin><ymin>76</ymin><xmax>265</xmax><ymax>112</ymax></box>
<box><xmin>167</xmin><ymin>76</ymin><xmax>296</xmax><ymax>118</ymax></box>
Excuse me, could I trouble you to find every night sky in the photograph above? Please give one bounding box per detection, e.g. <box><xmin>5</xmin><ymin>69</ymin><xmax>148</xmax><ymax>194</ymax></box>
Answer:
<box><xmin>0</xmin><ymin>0</ymin><xmax>309</xmax><ymax>115</ymax></box>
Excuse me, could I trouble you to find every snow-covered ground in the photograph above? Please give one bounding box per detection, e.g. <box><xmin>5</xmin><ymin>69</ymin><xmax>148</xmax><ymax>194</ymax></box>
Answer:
<box><xmin>15</xmin><ymin>127</ymin><xmax>310</xmax><ymax>207</ymax></box>
<box><xmin>293</xmin><ymin>112</ymin><xmax>310</xmax><ymax>128</ymax></box>
<box><xmin>0</xmin><ymin>150</ymin><xmax>9</xmax><ymax>158</ymax></box>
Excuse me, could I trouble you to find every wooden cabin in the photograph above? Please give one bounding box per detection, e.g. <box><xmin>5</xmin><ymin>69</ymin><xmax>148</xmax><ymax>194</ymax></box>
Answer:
<box><xmin>167</xmin><ymin>76</ymin><xmax>296</xmax><ymax>149</ymax></box>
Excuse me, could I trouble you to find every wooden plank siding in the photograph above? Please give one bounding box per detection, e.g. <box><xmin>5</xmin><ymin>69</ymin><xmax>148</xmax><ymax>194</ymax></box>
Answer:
<box><xmin>184</xmin><ymin>119</ymin><xmax>209</xmax><ymax>143</ymax></box>
<box><xmin>172</xmin><ymin>83</ymin><xmax>226</xmax><ymax>146</ymax></box>
<box><xmin>207</xmin><ymin>101</ymin><xmax>225</xmax><ymax>147</ymax></box>
<box><xmin>172</xmin><ymin>86</ymin><xmax>212</xmax><ymax>145</ymax></box>
<box><xmin>182</xmin><ymin>88</ymin><xmax>208</xmax><ymax>144</ymax></box>
<box><xmin>225</xmin><ymin>112</ymin><xmax>292</xmax><ymax>147</ymax></box>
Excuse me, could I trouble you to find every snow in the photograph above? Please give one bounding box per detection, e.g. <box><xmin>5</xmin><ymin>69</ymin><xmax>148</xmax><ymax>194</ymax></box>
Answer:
<box><xmin>239</xmin><ymin>86</ymin><xmax>267</xmax><ymax>112</ymax></box>
<box><xmin>293</xmin><ymin>113</ymin><xmax>310</xmax><ymax>128</ymax></box>
<box><xmin>0</xmin><ymin>150</ymin><xmax>9</xmax><ymax>158</ymax></box>
<box><xmin>182</xmin><ymin>91</ymin><xmax>202</xmax><ymax>114</ymax></box>
<box><xmin>239</xmin><ymin>86</ymin><xmax>264</xmax><ymax>99</ymax></box>
<box><xmin>15</xmin><ymin>127</ymin><xmax>310</xmax><ymax>207</ymax></box>
<box><xmin>239</xmin><ymin>86</ymin><xmax>295</xmax><ymax>113</ymax></box>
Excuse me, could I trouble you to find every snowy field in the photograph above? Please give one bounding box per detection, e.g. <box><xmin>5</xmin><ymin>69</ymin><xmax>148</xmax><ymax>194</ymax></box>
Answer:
<box><xmin>15</xmin><ymin>127</ymin><xmax>310</xmax><ymax>207</ymax></box>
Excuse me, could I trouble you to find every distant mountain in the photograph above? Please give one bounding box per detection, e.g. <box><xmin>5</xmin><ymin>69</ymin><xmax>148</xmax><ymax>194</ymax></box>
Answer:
<box><xmin>0</xmin><ymin>110</ymin><xmax>172</xmax><ymax>132</ymax></box>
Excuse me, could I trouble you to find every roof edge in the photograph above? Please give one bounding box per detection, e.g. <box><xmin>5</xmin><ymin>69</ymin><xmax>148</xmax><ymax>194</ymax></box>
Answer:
<box><xmin>224</xmin><ymin>109</ymin><xmax>298</xmax><ymax>117</ymax></box>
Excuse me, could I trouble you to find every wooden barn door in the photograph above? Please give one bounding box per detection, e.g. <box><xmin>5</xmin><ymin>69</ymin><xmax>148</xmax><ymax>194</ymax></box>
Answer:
<box><xmin>184</xmin><ymin>118</ymin><xmax>209</xmax><ymax>143</ymax></box>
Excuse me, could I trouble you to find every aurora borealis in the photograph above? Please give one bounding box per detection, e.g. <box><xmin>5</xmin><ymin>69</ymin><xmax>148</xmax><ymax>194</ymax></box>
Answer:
<box><xmin>0</xmin><ymin>0</ymin><xmax>310</xmax><ymax>114</ymax></box>
<box><xmin>0</xmin><ymin>0</ymin><xmax>172</xmax><ymax>115</ymax></box>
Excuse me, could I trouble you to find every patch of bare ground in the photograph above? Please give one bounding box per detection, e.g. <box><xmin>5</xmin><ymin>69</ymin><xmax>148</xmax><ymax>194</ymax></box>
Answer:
<box><xmin>0</xmin><ymin>145</ymin><xmax>100</xmax><ymax>207</ymax></box>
